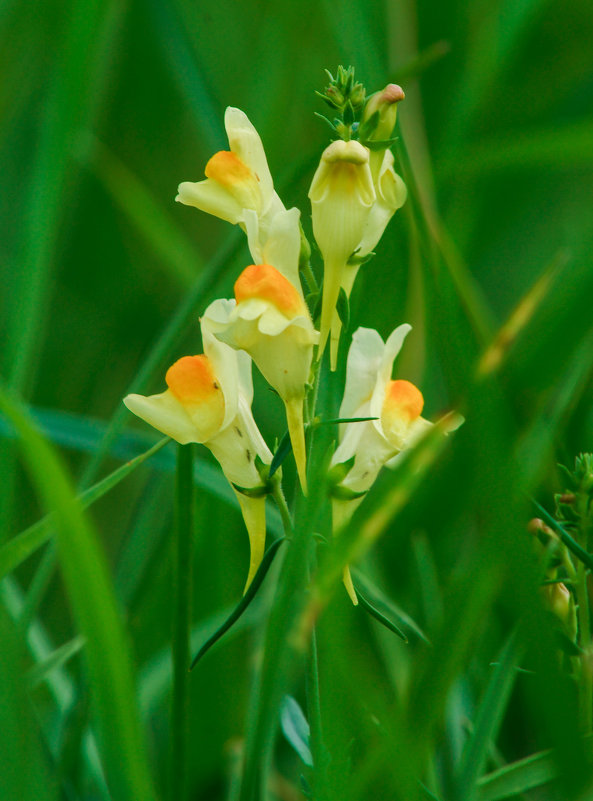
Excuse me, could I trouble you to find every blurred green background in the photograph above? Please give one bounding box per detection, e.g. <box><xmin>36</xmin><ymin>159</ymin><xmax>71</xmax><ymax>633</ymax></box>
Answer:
<box><xmin>1</xmin><ymin>0</ymin><xmax>593</xmax><ymax>799</ymax></box>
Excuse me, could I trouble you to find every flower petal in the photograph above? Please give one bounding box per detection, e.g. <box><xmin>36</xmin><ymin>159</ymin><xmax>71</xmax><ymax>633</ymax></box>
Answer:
<box><xmin>224</xmin><ymin>107</ymin><xmax>277</xmax><ymax>213</ymax></box>
<box><xmin>261</xmin><ymin>207</ymin><xmax>303</xmax><ymax>294</ymax></box>
<box><xmin>176</xmin><ymin>178</ymin><xmax>244</xmax><ymax>224</ymax></box>
<box><xmin>124</xmin><ymin>390</ymin><xmax>200</xmax><ymax>444</ymax></box>
<box><xmin>340</xmin><ymin>327</ymin><xmax>388</xmax><ymax>421</ymax></box>
<box><xmin>369</xmin><ymin>324</ymin><xmax>412</xmax><ymax>422</ymax></box>
<box><xmin>201</xmin><ymin>324</ymin><xmax>240</xmax><ymax>428</ymax></box>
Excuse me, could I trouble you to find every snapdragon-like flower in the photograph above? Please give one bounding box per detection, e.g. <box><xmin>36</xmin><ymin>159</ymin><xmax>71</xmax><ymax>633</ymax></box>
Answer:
<box><xmin>339</xmin><ymin>150</ymin><xmax>407</xmax><ymax>321</ymax></box>
<box><xmin>309</xmin><ymin>138</ymin><xmax>407</xmax><ymax>370</ymax></box>
<box><xmin>123</xmin><ymin>328</ymin><xmax>272</xmax><ymax>590</ymax></box>
<box><xmin>309</xmin><ymin>139</ymin><xmax>375</xmax><ymax>368</ymax></box>
<box><xmin>176</xmin><ymin>107</ymin><xmax>285</xmax><ymax>259</ymax></box>
<box><xmin>330</xmin><ymin>325</ymin><xmax>461</xmax><ymax>603</ymax></box>
<box><xmin>202</xmin><ymin>205</ymin><xmax>317</xmax><ymax>493</ymax></box>
<box><xmin>203</xmin><ymin>266</ymin><xmax>318</xmax><ymax>493</ymax></box>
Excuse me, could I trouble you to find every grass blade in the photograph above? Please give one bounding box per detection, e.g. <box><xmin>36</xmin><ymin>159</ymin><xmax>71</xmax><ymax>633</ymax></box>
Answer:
<box><xmin>531</xmin><ymin>499</ymin><xmax>593</xmax><ymax>572</ymax></box>
<box><xmin>3</xmin><ymin>0</ymin><xmax>123</xmax><ymax>394</ymax></box>
<box><xmin>0</xmin><ymin>387</ymin><xmax>156</xmax><ymax>801</ymax></box>
<box><xmin>455</xmin><ymin>630</ymin><xmax>523</xmax><ymax>801</ymax></box>
<box><xmin>0</xmin><ymin>437</ymin><xmax>169</xmax><ymax>580</ymax></box>
<box><xmin>27</xmin><ymin>634</ymin><xmax>86</xmax><ymax>690</ymax></box>
<box><xmin>0</xmin><ymin>603</ymin><xmax>56</xmax><ymax>801</ymax></box>
<box><xmin>476</xmin><ymin>750</ymin><xmax>558</xmax><ymax>801</ymax></box>
<box><xmin>169</xmin><ymin>444</ymin><xmax>194</xmax><ymax>801</ymax></box>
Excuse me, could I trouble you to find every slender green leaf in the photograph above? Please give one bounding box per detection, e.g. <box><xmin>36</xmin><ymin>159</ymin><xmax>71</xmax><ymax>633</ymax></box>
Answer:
<box><xmin>4</xmin><ymin>0</ymin><xmax>124</xmax><ymax>393</ymax></box>
<box><xmin>269</xmin><ymin>430</ymin><xmax>293</xmax><ymax>479</ymax></box>
<box><xmin>170</xmin><ymin>444</ymin><xmax>194</xmax><ymax>801</ymax></box>
<box><xmin>455</xmin><ymin>630</ymin><xmax>523</xmax><ymax>801</ymax></box>
<box><xmin>354</xmin><ymin>569</ymin><xmax>430</xmax><ymax>644</ymax></box>
<box><xmin>0</xmin><ymin>603</ymin><xmax>56</xmax><ymax>801</ymax></box>
<box><xmin>355</xmin><ymin>586</ymin><xmax>408</xmax><ymax>642</ymax></box>
<box><xmin>0</xmin><ymin>437</ymin><xmax>169</xmax><ymax>580</ymax></box>
<box><xmin>531</xmin><ymin>499</ymin><xmax>593</xmax><ymax>572</ymax></box>
<box><xmin>191</xmin><ymin>537</ymin><xmax>287</xmax><ymax>668</ymax></box>
<box><xmin>476</xmin><ymin>750</ymin><xmax>558</xmax><ymax>801</ymax></box>
<box><xmin>27</xmin><ymin>635</ymin><xmax>86</xmax><ymax>690</ymax></box>
<box><xmin>280</xmin><ymin>696</ymin><xmax>313</xmax><ymax>767</ymax></box>
<box><xmin>0</xmin><ymin>387</ymin><xmax>156</xmax><ymax>801</ymax></box>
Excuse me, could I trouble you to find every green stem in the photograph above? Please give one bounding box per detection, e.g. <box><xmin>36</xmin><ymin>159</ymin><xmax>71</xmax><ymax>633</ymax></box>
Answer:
<box><xmin>302</xmin><ymin>260</ymin><xmax>320</xmax><ymax>295</ymax></box>
<box><xmin>170</xmin><ymin>444</ymin><xmax>194</xmax><ymax>801</ymax></box>
<box><xmin>576</xmin><ymin>561</ymin><xmax>592</xmax><ymax>733</ymax></box>
<box><xmin>272</xmin><ymin>484</ymin><xmax>294</xmax><ymax>537</ymax></box>
<box><xmin>306</xmin><ymin>623</ymin><xmax>329</xmax><ymax>797</ymax></box>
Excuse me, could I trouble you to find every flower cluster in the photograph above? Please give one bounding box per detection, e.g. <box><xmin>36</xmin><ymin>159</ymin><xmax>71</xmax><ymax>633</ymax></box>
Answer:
<box><xmin>124</xmin><ymin>71</ymin><xmax>459</xmax><ymax>598</ymax></box>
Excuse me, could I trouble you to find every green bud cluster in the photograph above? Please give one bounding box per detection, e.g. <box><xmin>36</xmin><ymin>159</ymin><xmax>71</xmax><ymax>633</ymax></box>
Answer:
<box><xmin>316</xmin><ymin>65</ymin><xmax>366</xmax><ymax>116</ymax></box>
<box><xmin>315</xmin><ymin>65</ymin><xmax>405</xmax><ymax>159</ymax></box>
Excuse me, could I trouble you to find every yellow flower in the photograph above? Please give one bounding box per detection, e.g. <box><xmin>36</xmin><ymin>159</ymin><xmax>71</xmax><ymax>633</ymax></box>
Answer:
<box><xmin>176</xmin><ymin>107</ymin><xmax>285</xmax><ymax>259</ymax></box>
<box><xmin>308</xmin><ymin>139</ymin><xmax>375</xmax><ymax>368</ymax></box>
<box><xmin>330</xmin><ymin>325</ymin><xmax>461</xmax><ymax>603</ymax></box>
<box><xmin>124</xmin><ymin>327</ymin><xmax>272</xmax><ymax>590</ymax></box>
<box><xmin>203</xmin><ymin>255</ymin><xmax>318</xmax><ymax>494</ymax></box>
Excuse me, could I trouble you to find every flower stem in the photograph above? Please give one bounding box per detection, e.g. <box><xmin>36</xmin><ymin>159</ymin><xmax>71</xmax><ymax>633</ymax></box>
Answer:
<box><xmin>170</xmin><ymin>443</ymin><xmax>194</xmax><ymax>801</ymax></box>
<box><xmin>272</xmin><ymin>483</ymin><xmax>294</xmax><ymax>537</ymax></box>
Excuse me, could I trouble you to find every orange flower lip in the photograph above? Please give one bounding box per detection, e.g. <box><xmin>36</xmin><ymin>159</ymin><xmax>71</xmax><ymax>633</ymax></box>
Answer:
<box><xmin>166</xmin><ymin>355</ymin><xmax>222</xmax><ymax>404</ymax></box>
<box><xmin>205</xmin><ymin>151</ymin><xmax>256</xmax><ymax>187</ymax></box>
<box><xmin>383</xmin><ymin>379</ymin><xmax>424</xmax><ymax>422</ymax></box>
<box><xmin>234</xmin><ymin>264</ymin><xmax>305</xmax><ymax>318</ymax></box>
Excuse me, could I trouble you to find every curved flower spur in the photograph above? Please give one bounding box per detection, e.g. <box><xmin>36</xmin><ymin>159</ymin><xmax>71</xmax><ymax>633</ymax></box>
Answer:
<box><xmin>124</xmin><ymin>326</ymin><xmax>273</xmax><ymax>590</ymax></box>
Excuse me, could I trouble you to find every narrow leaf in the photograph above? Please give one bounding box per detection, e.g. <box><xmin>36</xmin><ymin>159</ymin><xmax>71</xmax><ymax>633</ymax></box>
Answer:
<box><xmin>190</xmin><ymin>538</ymin><xmax>287</xmax><ymax>669</ymax></box>
<box><xmin>27</xmin><ymin>635</ymin><xmax>85</xmax><ymax>690</ymax></box>
<box><xmin>355</xmin><ymin>586</ymin><xmax>408</xmax><ymax>642</ymax></box>
<box><xmin>0</xmin><ymin>388</ymin><xmax>156</xmax><ymax>801</ymax></box>
<box><xmin>455</xmin><ymin>629</ymin><xmax>523</xmax><ymax>801</ymax></box>
<box><xmin>280</xmin><ymin>696</ymin><xmax>313</xmax><ymax>767</ymax></box>
<box><xmin>531</xmin><ymin>499</ymin><xmax>593</xmax><ymax>571</ymax></box>
<box><xmin>269</xmin><ymin>430</ymin><xmax>292</xmax><ymax>478</ymax></box>
<box><xmin>315</xmin><ymin>416</ymin><xmax>378</xmax><ymax>426</ymax></box>
<box><xmin>476</xmin><ymin>750</ymin><xmax>558</xmax><ymax>800</ymax></box>
<box><xmin>0</xmin><ymin>437</ymin><xmax>170</xmax><ymax>580</ymax></box>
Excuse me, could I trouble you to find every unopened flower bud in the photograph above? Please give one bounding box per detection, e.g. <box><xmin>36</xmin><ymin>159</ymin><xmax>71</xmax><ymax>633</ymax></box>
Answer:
<box><xmin>361</xmin><ymin>84</ymin><xmax>405</xmax><ymax>179</ymax></box>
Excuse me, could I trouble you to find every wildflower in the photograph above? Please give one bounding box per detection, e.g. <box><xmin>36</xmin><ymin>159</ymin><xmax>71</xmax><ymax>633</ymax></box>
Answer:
<box><xmin>123</xmin><ymin>327</ymin><xmax>272</xmax><ymax>590</ymax></box>
<box><xmin>203</xmin><ymin>257</ymin><xmax>318</xmax><ymax>494</ymax></box>
<box><xmin>308</xmin><ymin>140</ymin><xmax>375</xmax><ymax>368</ymax></box>
<box><xmin>176</xmin><ymin>107</ymin><xmax>285</xmax><ymax>259</ymax></box>
<box><xmin>330</xmin><ymin>325</ymin><xmax>461</xmax><ymax>603</ymax></box>
<box><xmin>339</xmin><ymin>149</ymin><xmax>407</xmax><ymax>319</ymax></box>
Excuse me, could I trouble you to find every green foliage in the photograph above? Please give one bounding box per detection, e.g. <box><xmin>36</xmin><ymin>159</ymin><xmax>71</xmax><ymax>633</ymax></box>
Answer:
<box><xmin>1</xmin><ymin>1</ymin><xmax>593</xmax><ymax>800</ymax></box>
